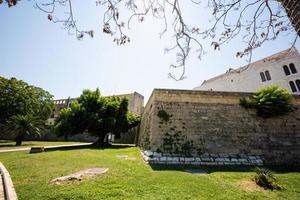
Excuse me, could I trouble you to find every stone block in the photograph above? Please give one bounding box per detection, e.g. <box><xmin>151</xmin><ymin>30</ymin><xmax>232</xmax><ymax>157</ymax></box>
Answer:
<box><xmin>195</xmin><ymin>157</ymin><xmax>201</xmax><ymax>162</ymax></box>
<box><xmin>201</xmin><ymin>157</ymin><xmax>212</xmax><ymax>162</ymax></box>
<box><xmin>30</xmin><ymin>147</ymin><xmax>44</xmax><ymax>154</ymax></box>
<box><xmin>185</xmin><ymin>157</ymin><xmax>195</xmax><ymax>162</ymax></box>
<box><xmin>219</xmin><ymin>154</ymin><xmax>229</xmax><ymax>158</ymax></box>
<box><xmin>149</xmin><ymin>157</ymin><xmax>159</xmax><ymax>162</ymax></box>
<box><xmin>179</xmin><ymin>157</ymin><xmax>185</xmax><ymax>162</ymax></box>
<box><xmin>153</xmin><ymin>152</ymin><xmax>162</xmax><ymax>157</ymax></box>
<box><xmin>215</xmin><ymin>158</ymin><xmax>225</xmax><ymax>162</ymax></box>
<box><xmin>249</xmin><ymin>156</ymin><xmax>256</xmax><ymax>160</ymax></box>
<box><xmin>160</xmin><ymin>157</ymin><xmax>167</xmax><ymax>161</ymax></box>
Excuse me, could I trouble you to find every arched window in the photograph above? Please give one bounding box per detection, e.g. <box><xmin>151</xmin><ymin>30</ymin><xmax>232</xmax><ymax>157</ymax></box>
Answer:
<box><xmin>296</xmin><ymin>79</ymin><xmax>300</xmax><ymax>91</ymax></box>
<box><xmin>289</xmin><ymin>63</ymin><xmax>297</xmax><ymax>74</ymax></box>
<box><xmin>283</xmin><ymin>65</ymin><xmax>290</xmax><ymax>75</ymax></box>
<box><xmin>265</xmin><ymin>70</ymin><xmax>271</xmax><ymax>80</ymax></box>
<box><xmin>289</xmin><ymin>81</ymin><xmax>297</xmax><ymax>92</ymax></box>
<box><xmin>260</xmin><ymin>72</ymin><xmax>266</xmax><ymax>82</ymax></box>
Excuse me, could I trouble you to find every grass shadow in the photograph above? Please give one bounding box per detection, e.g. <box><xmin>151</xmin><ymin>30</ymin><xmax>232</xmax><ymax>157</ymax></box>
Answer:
<box><xmin>44</xmin><ymin>143</ymin><xmax>136</xmax><ymax>152</ymax></box>
<box><xmin>149</xmin><ymin>164</ymin><xmax>300</xmax><ymax>174</ymax></box>
<box><xmin>0</xmin><ymin>140</ymin><xmax>35</xmax><ymax>148</ymax></box>
<box><xmin>44</xmin><ymin>144</ymin><xmax>95</xmax><ymax>152</ymax></box>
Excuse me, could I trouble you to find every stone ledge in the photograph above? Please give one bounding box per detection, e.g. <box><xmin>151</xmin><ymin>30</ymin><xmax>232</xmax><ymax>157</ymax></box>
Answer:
<box><xmin>141</xmin><ymin>150</ymin><xmax>264</xmax><ymax>166</ymax></box>
<box><xmin>0</xmin><ymin>162</ymin><xmax>18</xmax><ymax>200</ymax></box>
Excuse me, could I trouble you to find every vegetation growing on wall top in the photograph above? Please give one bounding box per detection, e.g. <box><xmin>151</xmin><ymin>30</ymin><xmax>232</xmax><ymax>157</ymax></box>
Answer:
<box><xmin>240</xmin><ymin>85</ymin><xmax>295</xmax><ymax>118</ymax></box>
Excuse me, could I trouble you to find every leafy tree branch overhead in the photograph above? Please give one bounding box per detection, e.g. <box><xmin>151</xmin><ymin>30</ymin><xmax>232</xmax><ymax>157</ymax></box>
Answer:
<box><xmin>1</xmin><ymin>0</ymin><xmax>298</xmax><ymax>80</ymax></box>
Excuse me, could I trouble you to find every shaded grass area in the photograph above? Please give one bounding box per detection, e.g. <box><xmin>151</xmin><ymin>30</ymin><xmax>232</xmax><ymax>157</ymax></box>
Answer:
<box><xmin>0</xmin><ymin>146</ymin><xmax>299</xmax><ymax>200</ymax></box>
<box><xmin>0</xmin><ymin>140</ymin><xmax>84</xmax><ymax>150</ymax></box>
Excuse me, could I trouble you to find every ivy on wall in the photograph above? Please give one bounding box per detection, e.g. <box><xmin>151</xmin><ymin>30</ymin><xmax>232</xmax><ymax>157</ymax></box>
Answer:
<box><xmin>156</xmin><ymin>106</ymin><xmax>206</xmax><ymax>156</ymax></box>
<box><xmin>142</xmin><ymin>126</ymin><xmax>150</xmax><ymax>150</ymax></box>
<box><xmin>161</xmin><ymin>132</ymin><xmax>205</xmax><ymax>157</ymax></box>
<box><xmin>157</xmin><ymin>109</ymin><xmax>171</xmax><ymax>122</ymax></box>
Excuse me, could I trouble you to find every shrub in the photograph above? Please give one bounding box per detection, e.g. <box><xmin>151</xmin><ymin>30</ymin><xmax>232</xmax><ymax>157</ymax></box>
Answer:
<box><xmin>254</xmin><ymin>167</ymin><xmax>281</xmax><ymax>190</ymax></box>
<box><xmin>240</xmin><ymin>85</ymin><xmax>295</xmax><ymax>118</ymax></box>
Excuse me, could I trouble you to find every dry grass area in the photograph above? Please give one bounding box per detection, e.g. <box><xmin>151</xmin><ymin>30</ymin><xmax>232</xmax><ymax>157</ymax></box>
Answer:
<box><xmin>238</xmin><ymin>180</ymin><xmax>267</xmax><ymax>193</ymax></box>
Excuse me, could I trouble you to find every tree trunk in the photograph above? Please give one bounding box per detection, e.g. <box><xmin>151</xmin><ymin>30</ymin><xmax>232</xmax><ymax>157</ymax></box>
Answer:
<box><xmin>64</xmin><ymin>134</ymin><xmax>69</xmax><ymax>141</ymax></box>
<box><xmin>93</xmin><ymin>134</ymin><xmax>107</xmax><ymax>148</ymax></box>
<box><xmin>15</xmin><ymin>133</ymin><xmax>25</xmax><ymax>146</ymax></box>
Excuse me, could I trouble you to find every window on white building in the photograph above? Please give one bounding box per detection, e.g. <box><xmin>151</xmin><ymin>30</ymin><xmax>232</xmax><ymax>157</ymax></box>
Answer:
<box><xmin>296</xmin><ymin>79</ymin><xmax>300</xmax><ymax>91</ymax></box>
<box><xmin>289</xmin><ymin>81</ymin><xmax>297</xmax><ymax>92</ymax></box>
<box><xmin>265</xmin><ymin>70</ymin><xmax>271</xmax><ymax>80</ymax></box>
<box><xmin>260</xmin><ymin>71</ymin><xmax>271</xmax><ymax>82</ymax></box>
<box><xmin>283</xmin><ymin>65</ymin><xmax>291</xmax><ymax>75</ymax></box>
<box><xmin>260</xmin><ymin>72</ymin><xmax>266</xmax><ymax>82</ymax></box>
<box><xmin>289</xmin><ymin>63</ymin><xmax>297</xmax><ymax>74</ymax></box>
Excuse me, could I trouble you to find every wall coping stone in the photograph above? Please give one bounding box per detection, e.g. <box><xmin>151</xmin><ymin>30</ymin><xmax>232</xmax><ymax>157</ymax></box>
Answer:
<box><xmin>0</xmin><ymin>162</ymin><xmax>18</xmax><ymax>200</ymax></box>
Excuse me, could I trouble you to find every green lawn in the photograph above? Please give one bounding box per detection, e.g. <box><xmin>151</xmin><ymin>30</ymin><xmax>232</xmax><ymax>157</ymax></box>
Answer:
<box><xmin>0</xmin><ymin>140</ymin><xmax>85</xmax><ymax>150</ymax></box>
<box><xmin>0</xmin><ymin>146</ymin><xmax>299</xmax><ymax>200</ymax></box>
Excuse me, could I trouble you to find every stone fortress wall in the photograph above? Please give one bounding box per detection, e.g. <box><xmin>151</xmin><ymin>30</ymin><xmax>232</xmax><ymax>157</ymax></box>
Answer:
<box><xmin>138</xmin><ymin>89</ymin><xmax>300</xmax><ymax>165</ymax></box>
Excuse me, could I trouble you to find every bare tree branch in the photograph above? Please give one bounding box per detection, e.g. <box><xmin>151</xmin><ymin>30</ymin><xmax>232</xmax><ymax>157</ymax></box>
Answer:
<box><xmin>1</xmin><ymin>0</ymin><xmax>297</xmax><ymax>79</ymax></box>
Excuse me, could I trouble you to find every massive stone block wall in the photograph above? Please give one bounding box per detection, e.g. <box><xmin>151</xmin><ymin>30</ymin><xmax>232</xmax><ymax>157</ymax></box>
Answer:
<box><xmin>281</xmin><ymin>0</ymin><xmax>300</xmax><ymax>36</ymax></box>
<box><xmin>138</xmin><ymin>89</ymin><xmax>300</xmax><ymax>165</ymax></box>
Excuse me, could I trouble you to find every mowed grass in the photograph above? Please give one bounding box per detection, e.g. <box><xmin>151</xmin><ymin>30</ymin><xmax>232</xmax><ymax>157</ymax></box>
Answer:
<box><xmin>0</xmin><ymin>146</ymin><xmax>299</xmax><ymax>200</ymax></box>
<box><xmin>0</xmin><ymin>140</ymin><xmax>85</xmax><ymax>150</ymax></box>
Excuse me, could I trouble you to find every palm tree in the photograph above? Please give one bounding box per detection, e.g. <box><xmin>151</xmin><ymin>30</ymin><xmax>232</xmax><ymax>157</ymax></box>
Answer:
<box><xmin>2</xmin><ymin>114</ymin><xmax>45</xmax><ymax>146</ymax></box>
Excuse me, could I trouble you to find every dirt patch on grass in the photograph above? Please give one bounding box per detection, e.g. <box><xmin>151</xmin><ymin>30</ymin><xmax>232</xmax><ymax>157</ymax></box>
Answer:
<box><xmin>116</xmin><ymin>155</ymin><xmax>136</xmax><ymax>160</ymax></box>
<box><xmin>238</xmin><ymin>180</ymin><xmax>267</xmax><ymax>193</ymax></box>
<box><xmin>184</xmin><ymin>169</ymin><xmax>207</xmax><ymax>175</ymax></box>
<box><xmin>51</xmin><ymin>168</ymin><xmax>109</xmax><ymax>185</ymax></box>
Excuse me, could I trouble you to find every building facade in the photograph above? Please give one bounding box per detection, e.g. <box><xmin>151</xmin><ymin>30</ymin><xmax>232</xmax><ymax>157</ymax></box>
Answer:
<box><xmin>194</xmin><ymin>47</ymin><xmax>300</xmax><ymax>94</ymax></box>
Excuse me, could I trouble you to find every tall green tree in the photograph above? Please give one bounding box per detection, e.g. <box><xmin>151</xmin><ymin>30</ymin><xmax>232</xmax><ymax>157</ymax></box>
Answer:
<box><xmin>54</xmin><ymin>88</ymin><xmax>140</xmax><ymax>147</ymax></box>
<box><xmin>0</xmin><ymin>76</ymin><xmax>54</xmax><ymax>124</ymax></box>
<box><xmin>0</xmin><ymin>76</ymin><xmax>54</xmax><ymax>144</ymax></box>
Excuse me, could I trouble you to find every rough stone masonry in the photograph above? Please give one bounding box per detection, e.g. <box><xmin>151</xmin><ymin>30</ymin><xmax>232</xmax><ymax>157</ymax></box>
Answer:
<box><xmin>138</xmin><ymin>89</ymin><xmax>300</xmax><ymax>165</ymax></box>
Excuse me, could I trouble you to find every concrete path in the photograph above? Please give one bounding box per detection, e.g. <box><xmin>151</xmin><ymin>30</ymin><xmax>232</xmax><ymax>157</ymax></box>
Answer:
<box><xmin>0</xmin><ymin>172</ymin><xmax>4</xmax><ymax>200</ymax></box>
<box><xmin>0</xmin><ymin>143</ymin><xmax>92</xmax><ymax>153</ymax></box>
<box><xmin>0</xmin><ymin>162</ymin><xmax>18</xmax><ymax>200</ymax></box>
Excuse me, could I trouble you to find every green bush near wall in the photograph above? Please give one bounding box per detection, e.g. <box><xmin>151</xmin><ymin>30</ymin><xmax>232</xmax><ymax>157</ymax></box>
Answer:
<box><xmin>240</xmin><ymin>85</ymin><xmax>296</xmax><ymax>118</ymax></box>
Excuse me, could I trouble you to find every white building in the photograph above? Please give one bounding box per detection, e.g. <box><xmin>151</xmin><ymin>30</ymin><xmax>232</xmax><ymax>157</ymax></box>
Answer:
<box><xmin>194</xmin><ymin>47</ymin><xmax>300</xmax><ymax>94</ymax></box>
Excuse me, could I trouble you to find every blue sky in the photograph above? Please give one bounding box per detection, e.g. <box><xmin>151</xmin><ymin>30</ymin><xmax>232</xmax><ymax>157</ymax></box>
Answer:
<box><xmin>0</xmin><ymin>1</ymin><xmax>299</xmax><ymax>103</ymax></box>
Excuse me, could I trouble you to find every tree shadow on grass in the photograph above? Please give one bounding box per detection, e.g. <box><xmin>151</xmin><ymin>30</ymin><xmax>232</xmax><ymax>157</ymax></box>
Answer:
<box><xmin>0</xmin><ymin>140</ymin><xmax>35</xmax><ymax>148</ymax></box>
<box><xmin>44</xmin><ymin>143</ymin><xmax>136</xmax><ymax>152</ymax></box>
<box><xmin>149</xmin><ymin>164</ymin><xmax>300</xmax><ymax>174</ymax></box>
